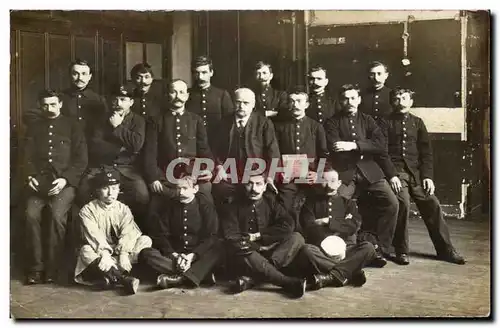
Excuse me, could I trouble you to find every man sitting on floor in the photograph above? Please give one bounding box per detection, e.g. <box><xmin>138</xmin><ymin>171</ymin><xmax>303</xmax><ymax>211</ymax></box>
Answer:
<box><xmin>74</xmin><ymin>169</ymin><xmax>152</xmax><ymax>295</ymax></box>
<box><xmin>139</xmin><ymin>175</ymin><xmax>224</xmax><ymax>289</ymax></box>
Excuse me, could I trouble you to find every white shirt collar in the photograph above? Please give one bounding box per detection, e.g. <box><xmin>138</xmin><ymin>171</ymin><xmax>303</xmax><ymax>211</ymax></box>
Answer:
<box><xmin>235</xmin><ymin>114</ymin><xmax>251</xmax><ymax>127</ymax></box>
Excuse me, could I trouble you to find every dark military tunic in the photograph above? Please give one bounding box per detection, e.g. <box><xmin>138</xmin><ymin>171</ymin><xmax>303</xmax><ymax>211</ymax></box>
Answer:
<box><xmin>131</xmin><ymin>88</ymin><xmax>164</xmax><ymax>120</ymax></box>
<box><xmin>307</xmin><ymin>91</ymin><xmax>337</xmax><ymax>124</ymax></box>
<box><xmin>151</xmin><ymin>194</ymin><xmax>219</xmax><ymax>256</ymax></box>
<box><xmin>359</xmin><ymin>86</ymin><xmax>393</xmax><ymax>121</ymax></box>
<box><xmin>253</xmin><ymin>84</ymin><xmax>288</xmax><ymax>120</ymax></box>
<box><xmin>300</xmin><ymin>194</ymin><xmax>361</xmax><ymax>247</ymax></box>
<box><xmin>143</xmin><ymin>110</ymin><xmax>212</xmax><ymax>184</ymax></box>
<box><xmin>24</xmin><ymin>114</ymin><xmax>88</xmax><ymax>187</ymax></box>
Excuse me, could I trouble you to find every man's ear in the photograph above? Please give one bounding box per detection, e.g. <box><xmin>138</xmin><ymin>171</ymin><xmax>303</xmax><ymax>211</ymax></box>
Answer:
<box><xmin>193</xmin><ymin>185</ymin><xmax>200</xmax><ymax>194</ymax></box>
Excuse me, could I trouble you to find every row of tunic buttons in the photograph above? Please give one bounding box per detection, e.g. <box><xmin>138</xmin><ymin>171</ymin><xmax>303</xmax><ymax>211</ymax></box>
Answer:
<box><xmin>77</xmin><ymin>94</ymin><xmax>83</xmax><ymax>120</ymax></box>
<box><xmin>348</xmin><ymin>117</ymin><xmax>357</xmax><ymax>139</ymax></box>
<box><xmin>373</xmin><ymin>94</ymin><xmax>380</xmax><ymax>119</ymax></box>
<box><xmin>201</xmin><ymin>92</ymin><xmax>207</xmax><ymax>126</ymax></box>
<box><xmin>316</xmin><ymin>97</ymin><xmax>323</xmax><ymax>123</ymax></box>
<box><xmin>48</xmin><ymin>125</ymin><xmax>54</xmax><ymax>162</ymax></box>
<box><xmin>183</xmin><ymin>208</ymin><xmax>189</xmax><ymax>247</ymax></box>
<box><xmin>401</xmin><ymin>119</ymin><xmax>407</xmax><ymax>157</ymax></box>
<box><xmin>141</xmin><ymin>97</ymin><xmax>147</xmax><ymax>116</ymax></box>
<box><xmin>261</xmin><ymin>90</ymin><xmax>267</xmax><ymax>110</ymax></box>
<box><xmin>295</xmin><ymin>121</ymin><xmax>301</xmax><ymax>152</ymax></box>
<box><xmin>249</xmin><ymin>205</ymin><xmax>257</xmax><ymax>233</ymax></box>
<box><xmin>176</xmin><ymin>117</ymin><xmax>182</xmax><ymax>156</ymax></box>
<box><xmin>327</xmin><ymin>200</ymin><xmax>333</xmax><ymax>219</ymax></box>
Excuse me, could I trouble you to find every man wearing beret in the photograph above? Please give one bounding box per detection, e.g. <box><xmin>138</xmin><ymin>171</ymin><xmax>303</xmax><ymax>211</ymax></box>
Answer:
<box><xmin>78</xmin><ymin>84</ymin><xmax>149</xmax><ymax>230</ymax></box>
<box><xmin>74</xmin><ymin>169</ymin><xmax>152</xmax><ymax>295</ymax></box>
<box><xmin>221</xmin><ymin>172</ymin><xmax>307</xmax><ymax>298</ymax></box>
<box><xmin>298</xmin><ymin>168</ymin><xmax>379</xmax><ymax>290</ymax></box>
<box><xmin>139</xmin><ymin>175</ymin><xmax>224</xmax><ymax>289</ymax></box>
<box><xmin>23</xmin><ymin>89</ymin><xmax>88</xmax><ymax>285</ymax></box>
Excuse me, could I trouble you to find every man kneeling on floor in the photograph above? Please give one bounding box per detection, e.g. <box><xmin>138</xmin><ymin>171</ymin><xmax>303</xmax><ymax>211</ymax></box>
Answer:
<box><xmin>74</xmin><ymin>169</ymin><xmax>152</xmax><ymax>294</ymax></box>
<box><xmin>139</xmin><ymin>175</ymin><xmax>224</xmax><ymax>289</ymax></box>
<box><xmin>221</xmin><ymin>172</ymin><xmax>307</xmax><ymax>298</ymax></box>
<box><xmin>297</xmin><ymin>167</ymin><xmax>377</xmax><ymax>290</ymax></box>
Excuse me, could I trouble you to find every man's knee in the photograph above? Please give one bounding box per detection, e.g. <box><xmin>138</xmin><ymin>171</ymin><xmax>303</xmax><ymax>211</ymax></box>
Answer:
<box><xmin>79</xmin><ymin>244</ymin><xmax>95</xmax><ymax>257</ymax></box>
<box><xmin>25</xmin><ymin>202</ymin><xmax>44</xmax><ymax>223</ymax></box>
<box><xmin>136</xmin><ymin>235</ymin><xmax>153</xmax><ymax>249</ymax></box>
<box><xmin>287</xmin><ymin>232</ymin><xmax>305</xmax><ymax>246</ymax></box>
<box><xmin>357</xmin><ymin>241</ymin><xmax>376</xmax><ymax>255</ymax></box>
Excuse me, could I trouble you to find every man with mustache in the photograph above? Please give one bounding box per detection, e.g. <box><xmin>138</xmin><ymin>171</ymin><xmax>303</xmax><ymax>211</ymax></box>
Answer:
<box><xmin>23</xmin><ymin>89</ymin><xmax>87</xmax><ymax>285</ymax></box>
<box><xmin>212</xmin><ymin>88</ymin><xmax>280</xmax><ymax>204</ymax></box>
<box><xmin>384</xmin><ymin>87</ymin><xmax>465</xmax><ymax>265</ymax></box>
<box><xmin>77</xmin><ymin>85</ymin><xmax>149</xmax><ymax>231</ymax></box>
<box><xmin>324</xmin><ymin>84</ymin><xmax>400</xmax><ymax>266</ymax></box>
<box><xmin>186</xmin><ymin>55</ymin><xmax>234</xmax><ymax>152</ymax></box>
<box><xmin>221</xmin><ymin>172</ymin><xmax>307</xmax><ymax>298</ymax></box>
<box><xmin>130</xmin><ymin>63</ymin><xmax>164</xmax><ymax>120</ymax></box>
<box><xmin>139</xmin><ymin>175</ymin><xmax>224</xmax><ymax>289</ymax></box>
<box><xmin>75</xmin><ymin>169</ymin><xmax>152</xmax><ymax>295</ymax></box>
<box><xmin>24</xmin><ymin>59</ymin><xmax>108</xmax><ymax>138</ymax></box>
<box><xmin>144</xmin><ymin>79</ymin><xmax>214</xmax><ymax>223</ymax></box>
<box><xmin>273</xmin><ymin>86</ymin><xmax>329</xmax><ymax>229</ymax></box>
<box><xmin>251</xmin><ymin>61</ymin><xmax>288</xmax><ymax>121</ymax></box>
<box><xmin>298</xmin><ymin>168</ymin><xmax>379</xmax><ymax>290</ymax></box>
<box><xmin>359</xmin><ymin>61</ymin><xmax>393</xmax><ymax>123</ymax></box>
<box><xmin>307</xmin><ymin>65</ymin><xmax>338</xmax><ymax>124</ymax></box>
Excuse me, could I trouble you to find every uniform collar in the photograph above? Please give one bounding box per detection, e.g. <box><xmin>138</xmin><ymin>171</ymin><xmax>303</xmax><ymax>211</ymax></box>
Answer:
<box><xmin>170</xmin><ymin>108</ymin><xmax>185</xmax><ymax>116</ymax></box>
<box><xmin>65</xmin><ymin>86</ymin><xmax>93</xmax><ymax>97</ymax></box>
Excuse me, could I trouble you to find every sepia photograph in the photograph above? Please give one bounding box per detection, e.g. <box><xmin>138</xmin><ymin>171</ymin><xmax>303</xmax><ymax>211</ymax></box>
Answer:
<box><xmin>8</xmin><ymin>7</ymin><xmax>491</xmax><ymax>319</ymax></box>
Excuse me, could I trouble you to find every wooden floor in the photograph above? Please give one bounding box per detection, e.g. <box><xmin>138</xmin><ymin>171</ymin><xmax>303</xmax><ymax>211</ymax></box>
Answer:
<box><xmin>10</xmin><ymin>217</ymin><xmax>491</xmax><ymax>319</ymax></box>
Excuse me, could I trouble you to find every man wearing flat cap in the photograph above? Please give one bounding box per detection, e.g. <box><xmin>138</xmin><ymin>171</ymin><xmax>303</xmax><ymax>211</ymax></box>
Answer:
<box><xmin>23</xmin><ymin>89</ymin><xmax>87</xmax><ymax>285</ymax></box>
<box><xmin>139</xmin><ymin>174</ymin><xmax>224</xmax><ymax>289</ymax></box>
<box><xmin>74</xmin><ymin>169</ymin><xmax>152</xmax><ymax>295</ymax></box>
<box><xmin>78</xmin><ymin>84</ymin><xmax>149</xmax><ymax>230</ymax></box>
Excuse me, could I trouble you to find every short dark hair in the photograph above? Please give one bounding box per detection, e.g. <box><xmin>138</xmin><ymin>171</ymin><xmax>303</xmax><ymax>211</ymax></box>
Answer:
<box><xmin>69</xmin><ymin>58</ymin><xmax>93</xmax><ymax>75</ymax></box>
<box><xmin>390</xmin><ymin>87</ymin><xmax>415</xmax><ymax>100</ymax></box>
<box><xmin>38</xmin><ymin>89</ymin><xmax>61</xmax><ymax>102</ymax></box>
<box><xmin>130</xmin><ymin>63</ymin><xmax>154</xmax><ymax>78</ymax></box>
<box><xmin>255</xmin><ymin>61</ymin><xmax>273</xmax><ymax>74</ymax></box>
<box><xmin>288</xmin><ymin>85</ymin><xmax>309</xmax><ymax>100</ymax></box>
<box><xmin>368</xmin><ymin>61</ymin><xmax>389</xmax><ymax>73</ymax></box>
<box><xmin>309</xmin><ymin>65</ymin><xmax>327</xmax><ymax>76</ymax></box>
<box><xmin>338</xmin><ymin>84</ymin><xmax>361</xmax><ymax>97</ymax></box>
<box><xmin>192</xmin><ymin>55</ymin><xmax>213</xmax><ymax>71</ymax></box>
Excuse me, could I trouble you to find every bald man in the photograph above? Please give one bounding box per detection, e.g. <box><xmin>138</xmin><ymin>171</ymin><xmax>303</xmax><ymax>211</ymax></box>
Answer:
<box><xmin>144</xmin><ymin>79</ymin><xmax>214</xmax><ymax>231</ymax></box>
<box><xmin>212</xmin><ymin>88</ymin><xmax>280</xmax><ymax>204</ymax></box>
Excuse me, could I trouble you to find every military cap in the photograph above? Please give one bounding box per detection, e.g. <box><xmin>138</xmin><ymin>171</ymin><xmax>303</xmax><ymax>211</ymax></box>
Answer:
<box><xmin>320</xmin><ymin>235</ymin><xmax>346</xmax><ymax>260</ymax></box>
<box><xmin>109</xmin><ymin>84</ymin><xmax>133</xmax><ymax>98</ymax></box>
<box><xmin>93</xmin><ymin>168</ymin><xmax>121</xmax><ymax>189</ymax></box>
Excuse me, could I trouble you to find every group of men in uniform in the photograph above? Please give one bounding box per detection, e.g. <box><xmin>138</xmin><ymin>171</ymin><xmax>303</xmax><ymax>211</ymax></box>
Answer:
<box><xmin>20</xmin><ymin>56</ymin><xmax>466</xmax><ymax>297</ymax></box>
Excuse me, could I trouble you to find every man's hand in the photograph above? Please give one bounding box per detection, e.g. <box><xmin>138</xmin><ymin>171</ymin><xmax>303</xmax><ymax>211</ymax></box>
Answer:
<box><xmin>332</xmin><ymin>141</ymin><xmax>357</xmax><ymax>152</ymax></box>
<box><xmin>118</xmin><ymin>253</ymin><xmax>132</xmax><ymax>272</ymax></box>
<box><xmin>306</xmin><ymin>171</ymin><xmax>317</xmax><ymax>184</ymax></box>
<box><xmin>109</xmin><ymin>112</ymin><xmax>124</xmax><ymax>128</ymax></box>
<box><xmin>197</xmin><ymin>169</ymin><xmax>213</xmax><ymax>182</ymax></box>
<box><xmin>249</xmin><ymin>232</ymin><xmax>261</xmax><ymax>242</ymax></box>
<box><xmin>177</xmin><ymin>253</ymin><xmax>195</xmax><ymax>273</ymax></box>
<box><xmin>265</xmin><ymin>110</ymin><xmax>278</xmax><ymax>117</ymax></box>
<box><xmin>48</xmin><ymin>178</ymin><xmax>67</xmax><ymax>196</ymax></box>
<box><xmin>266</xmin><ymin>177</ymin><xmax>278</xmax><ymax>194</ymax></box>
<box><xmin>390</xmin><ymin>176</ymin><xmax>402</xmax><ymax>194</ymax></box>
<box><xmin>28</xmin><ymin>176</ymin><xmax>39</xmax><ymax>192</ymax></box>
<box><xmin>98</xmin><ymin>252</ymin><xmax>115</xmax><ymax>272</ymax></box>
<box><xmin>423</xmin><ymin>178</ymin><xmax>435</xmax><ymax>196</ymax></box>
<box><xmin>150</xmin><ymin>180</ymin><xmax>164</xmax><ymax>194</ymax></box>
<box><xmin>314</xmin><ymin>217</ymin><xmax>329</xmax><ymax>226</ymax></box>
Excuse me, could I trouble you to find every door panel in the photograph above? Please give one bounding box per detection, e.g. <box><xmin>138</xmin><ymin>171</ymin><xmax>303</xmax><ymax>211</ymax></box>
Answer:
<box><xmin>20</xmin><ymin>31</ymin><xmax>45</xmax><ymax>115</ymax></box>
<box><xmin>48</xmin><ymin>34</ymin><xmax>71</xmax><ymax>91</ymax></box>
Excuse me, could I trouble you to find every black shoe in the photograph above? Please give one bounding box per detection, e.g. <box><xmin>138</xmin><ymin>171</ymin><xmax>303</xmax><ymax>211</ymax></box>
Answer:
<box><xmin>157</xmin><ymin>274</ymin><xmax>185</xmax><ymax>289</ymax></box>
<box><xmin>44</xmin><ymin>272</ymin><xmax>56</xmax><ymax>284</ymax></box>
<box><xmin>350</xmin><ymin>270</ymin><xmax>367</xmax><ymax>287</ymax></box>
<box><xmin>312</xmin><ymin>272</ymin><xmax>347</xmax><ymax>290</ymax></box>
<box><xmin>25</xmin><ymin>271</ymin><xmax>43</xmax><ymax>285</ymax></box>
<box><xmin>201</xmin><ymin>272</ymin><xmax>216</xmax><ymax>286</ymax></box>
<box><xmin>393</xmin><ymin>253</ymin><xmax>410</xmax><ymax>265</ymax></box>
<box><xmin>284</xmin><ymin>278</ymin><xmax>306</xmax><ymax>298</ymax></box>
<box><xmin>122</xmin><ymin>276</ymin><xmax>140</xmax><ymax>295</ymax></box>
<box><xmin>437</xmin><ymin>248</ymin><xmax>466</xmax><ymax>265</ymax></box>
<box><xmin>367</xmin><ymin>252</ymin><xmax>387</xmax><ymax>268</ymax></box>
<box><xmin>231</xmin><ymin>275</ymin><xmax>255</xmax><ymax>294</ymax></box>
